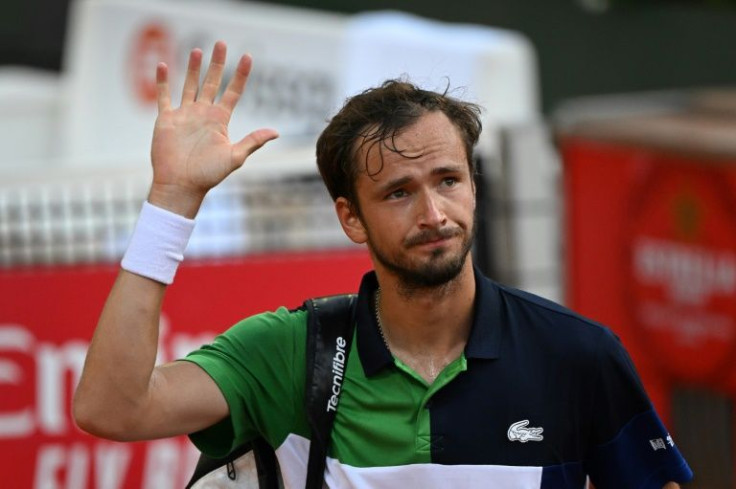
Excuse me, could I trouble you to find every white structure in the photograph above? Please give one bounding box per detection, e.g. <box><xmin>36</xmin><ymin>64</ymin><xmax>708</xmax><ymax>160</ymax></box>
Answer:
<box><xmin>0</xmin><ymin>67</ymin><xmax>61</xmax><ymax>168</ymax></box>
<box><xmin>0</xmin><ymin>0</ymin><xmax>560</xmax><ymax>302</ymax></box>
<box><xmin>60</xmin><ymin>0</ymin><xmax>347</xmax><ymax>164</ymax></box>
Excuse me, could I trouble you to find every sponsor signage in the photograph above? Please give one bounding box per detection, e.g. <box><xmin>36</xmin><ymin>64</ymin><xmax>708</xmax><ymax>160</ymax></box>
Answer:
<box><xmin>0</xmin><ymin>250</ymin><xmax>371</xmax><ymax>488</ymax></box>
<box><xmin>60</xmin><ymin>0</ymin><xmax>538</xmax><ymax>166</ymax></box>
<box><xmin>561</xmin><ymin>135</ymin><xmax>736</xmax><ymax>399</ymax></box>
<box><xmin>627</xmin><ymin>166</ymin><xmax>736</xmax><ymax>385</ymax></box>
<box><xmin>62</xmin><ymin>0</ymin><xmax>346</xmax><ymax>162</ymax></box>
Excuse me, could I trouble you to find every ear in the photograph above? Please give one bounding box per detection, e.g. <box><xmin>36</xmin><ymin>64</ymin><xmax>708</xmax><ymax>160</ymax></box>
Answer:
<box><xmin>472</xmin><ymin>176</ymin><xmax>477</xmax><ymax>205</ymax></box>
<box><xmin>335</xmin><ymin>197</ymin><xmax>368</xmax><ymax>244</ymax></box>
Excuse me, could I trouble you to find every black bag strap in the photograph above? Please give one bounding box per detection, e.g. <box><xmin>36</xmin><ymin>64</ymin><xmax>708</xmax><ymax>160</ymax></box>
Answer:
<box><xmin>304</xmin><ymin>294</ymin><xmax>357</xmax><ymax>489</ymax></box>
<box><xmin>185</xmin><ymin>442</ymin><xmax>251</xmax><ymax>488</ymax></box>
<box><xmin>184</xmin><ymin>437</ymin><xmax>279</xmax><ymax>489</ymax></box>
<box><xmin>184</xmin><ymin>294</ymin><xmax>357</xmax><ymax>489</ymax></box>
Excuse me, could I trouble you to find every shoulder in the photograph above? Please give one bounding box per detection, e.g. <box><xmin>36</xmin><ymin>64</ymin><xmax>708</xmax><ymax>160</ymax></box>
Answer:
<box><xmin>492</xmin><ymin>283</ymin><xmax>649</xmax><ymax>402</ymax></box>
<box><xmin>497</xmin><ymin>282</ymin><xmax>615</xmax><ymax>337</ymax></box>
<box><xmin>186</xmin><ymin>306</ymin><xmax>309</xmax><ymax>369</ymax></box>
<box><xmin>223</xmin><ymin>306</ymin><xmax>308</xmax><ymax>344</ymax></box>
<box><xmin>490</xmin><ymin>280</ymin><xmax>624</xmax><ymax>362</ymax></box>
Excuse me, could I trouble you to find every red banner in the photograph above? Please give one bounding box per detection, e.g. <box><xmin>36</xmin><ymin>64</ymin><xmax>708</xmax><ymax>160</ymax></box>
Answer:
<box><xmin>626</xmin><ymin>166</ymin><xmax>736</xmax><ymax>385</ymax></box>
<box><xmin>561</xmin><ymin>137</ymin><xmax>736</xmax><ymax>411</ymax></box>
<box><xmin>0</xmin><ymin>249</ymin><xmax>372</xmax><ymax>489</ymax></box>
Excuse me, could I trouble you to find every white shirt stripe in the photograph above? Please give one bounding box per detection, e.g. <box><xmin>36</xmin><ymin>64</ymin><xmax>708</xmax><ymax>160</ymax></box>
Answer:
<box><xmin>276</xmin><ymin>433</ymin><xmax>546</xmax><ymax>489</ymax></box>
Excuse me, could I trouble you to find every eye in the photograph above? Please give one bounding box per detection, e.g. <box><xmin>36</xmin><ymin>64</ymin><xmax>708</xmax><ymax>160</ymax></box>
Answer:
<box><xmin>441</xmin><ymin>177</ymin><xmax>458</xmax><ymax>188</ymax></box>
<box><xmin>387</xmin><ymin>188</ymin><xmax>408</xmax><ymax>200</ymax></box>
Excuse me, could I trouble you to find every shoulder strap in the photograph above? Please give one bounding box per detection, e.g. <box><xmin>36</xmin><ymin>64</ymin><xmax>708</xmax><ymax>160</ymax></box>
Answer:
<box><xmin>303</xmin><ymin>294</ymin><xmax>357</xmax><ymax>489</ymax></box>
<box><xmin>184</xmin><ymin>295</ymin><xmax>356</xmax><ymax>489</ymax></box>
<box><xmin>184</xmin><ymin>437</ymin><xmax>279</xmax><ymax>489</ymax></box>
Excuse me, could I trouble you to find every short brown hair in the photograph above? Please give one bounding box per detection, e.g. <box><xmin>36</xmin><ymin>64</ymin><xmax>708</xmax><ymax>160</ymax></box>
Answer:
<box><xmin>316</xmin><ymin>79</ymin><xmax>482</xmax><ymax>207</ymax></box>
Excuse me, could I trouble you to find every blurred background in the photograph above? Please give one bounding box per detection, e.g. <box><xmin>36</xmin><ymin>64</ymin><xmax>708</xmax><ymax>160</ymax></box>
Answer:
<box><xmin>1</xmin><ymin>0</ymin><xmax>735</xmax><ymax>487</ymax></box>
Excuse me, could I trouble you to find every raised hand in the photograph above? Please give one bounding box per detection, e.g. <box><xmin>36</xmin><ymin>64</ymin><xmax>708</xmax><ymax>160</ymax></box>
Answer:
<box><xmin>148</xmin><ymin>41</ymin><xmax>279</xmax><ymax>217</ymax></box>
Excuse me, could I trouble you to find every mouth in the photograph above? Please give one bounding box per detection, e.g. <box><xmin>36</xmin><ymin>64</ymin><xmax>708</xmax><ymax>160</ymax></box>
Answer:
<box><xmin>413</xmin><ymin>239</ymin><xmax>450</xmax><ymax>252</ymax></box>
<box><xmin>405</xmin><ymin>228</ymin><xmax>462</xmax><ymax>248</ymax></box>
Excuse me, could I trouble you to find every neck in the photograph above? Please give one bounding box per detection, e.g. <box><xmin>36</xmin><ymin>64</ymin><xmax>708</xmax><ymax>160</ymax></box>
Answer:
<box><xmin>374</xmin><ymin>261</ymin><xmax>476</xmax><ymax>361</ymax></box>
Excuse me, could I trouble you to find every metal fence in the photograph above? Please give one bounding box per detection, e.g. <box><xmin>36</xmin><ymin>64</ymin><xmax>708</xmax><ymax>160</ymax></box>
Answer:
<box><xmin>0</xmin><ymin>158</ymin><xmax>353</xmax><ymax>268</ymax></box>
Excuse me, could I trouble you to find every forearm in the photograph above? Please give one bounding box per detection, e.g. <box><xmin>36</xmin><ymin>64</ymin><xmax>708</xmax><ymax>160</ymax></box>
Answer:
<box><xmin>73</xmin><ymin>269</ymin><xmax>166</xmax><ymax>438</ymax></box>
<box><xmin>74</xmin><ymin>187</ymin><xmax>200</xmax><ymax>437</ymax></box>
<box><xmin>73</xmin><ymin>42</ymin><xmax>277</xmax><ymax>441</ymax></box>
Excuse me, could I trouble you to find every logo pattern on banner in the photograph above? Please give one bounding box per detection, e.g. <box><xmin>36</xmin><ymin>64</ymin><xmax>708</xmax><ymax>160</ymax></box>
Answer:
<box><xmin>628</xmin><ymin>167</ymin><xmax>736</xmax><ymax>386</ymax></box>
<box><xmin>0</xmin><ymin>252</ymin><xmax>371</xmax><ymax>488</ymax></box>
<box><xmin>130</xmin><ymin>23</ymin><xmax>174</xmax><ymax>106</ymax></box>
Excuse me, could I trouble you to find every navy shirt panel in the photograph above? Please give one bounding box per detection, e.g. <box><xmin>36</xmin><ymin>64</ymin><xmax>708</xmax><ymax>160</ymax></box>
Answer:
<box><xmin>431</xmin><ymin>273</ymin><xmax>680</xmax><ymax>475</ymax></box>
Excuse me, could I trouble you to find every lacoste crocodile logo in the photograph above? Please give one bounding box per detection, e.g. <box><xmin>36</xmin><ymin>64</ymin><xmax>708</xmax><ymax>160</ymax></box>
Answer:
<box><xmin>507</xmin><ymin>420</ymin><xmax>544</xmax><ymax>443</ymax></box>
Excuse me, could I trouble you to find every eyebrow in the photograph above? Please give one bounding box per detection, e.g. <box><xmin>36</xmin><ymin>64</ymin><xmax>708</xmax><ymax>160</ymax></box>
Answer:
<box><xmin>377</xmin><ymin>165</ymin><xmax>464</xmax><ymax>194</ymax></box>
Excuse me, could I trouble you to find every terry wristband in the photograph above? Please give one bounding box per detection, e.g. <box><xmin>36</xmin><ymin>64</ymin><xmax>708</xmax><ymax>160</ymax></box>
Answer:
<box><xmin>121</xmin><ymin>201</ymin><xmax>196</xmax><ymax>284</ymax></box>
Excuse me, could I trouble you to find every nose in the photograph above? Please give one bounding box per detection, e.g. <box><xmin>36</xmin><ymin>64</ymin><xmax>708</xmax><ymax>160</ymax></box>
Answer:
<box><xmin>417</xmin><ymin>191</ymin><xmax>447</xmax><ymax>228</ymax></box>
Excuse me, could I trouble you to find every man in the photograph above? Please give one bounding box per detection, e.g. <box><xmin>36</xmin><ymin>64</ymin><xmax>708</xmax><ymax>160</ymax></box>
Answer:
<box><xmin>74</xmin><ymin>42</ymin><xmax>692</xmax><ymax>488</ymax></box>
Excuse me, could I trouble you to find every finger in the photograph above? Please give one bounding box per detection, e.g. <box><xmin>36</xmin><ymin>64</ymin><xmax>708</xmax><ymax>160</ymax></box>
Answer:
<box><xmin>199</xmin><ymin>41</ymin><xmax>227</xmax><ymax>103</ymax></box>
<box><xmin>231</xmin><ymin>128</ymin><xmax>280</xmax><ymax>167</ymax></box>
<box><xmin>180</xmin><ymin>48</ymin><xmax>203</xmax><ymax>106</ymax></box>
<box><xmin>156</xmin><ymin>62</ymin><xmax>171</xmax><ymax>112</ymax></box>
<box><xmin>218</xmin><ymin>54</ymin><xmax>252</xmax><ymax>115</ymax></box>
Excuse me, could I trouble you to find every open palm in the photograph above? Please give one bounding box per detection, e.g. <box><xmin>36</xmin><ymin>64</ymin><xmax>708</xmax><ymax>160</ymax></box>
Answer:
<box><xmin>149</xmin><ymin>42</ymin><xmax>278</xmax><ymax>216</ymax></box>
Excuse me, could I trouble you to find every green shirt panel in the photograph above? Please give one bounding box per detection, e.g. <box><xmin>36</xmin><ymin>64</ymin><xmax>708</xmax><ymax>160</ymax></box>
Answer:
<box><xmin>185</xmin><ymin>306</ymin><xmax>468</xmax><ymax>467</ymax></box>
<box><xmin>185</xmin><ymin>307</ymin><xmax>310</xmax><ymax>457</ymax></box>
<box><xmin>330</xmin><ymin>348</ymin><xmax>430</xmax><ymax>467</ymax></box>
<box><xmin>332</xmin><ymin>351</ymin><xmax>468</xmax><ymax>467</ymax></box>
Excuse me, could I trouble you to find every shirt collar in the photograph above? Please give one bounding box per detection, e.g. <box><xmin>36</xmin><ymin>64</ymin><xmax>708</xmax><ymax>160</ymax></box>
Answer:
<box><xmin>356</xmin><ymin>266</ymin><xmax>502</xmax><ymax>377</ymax></box>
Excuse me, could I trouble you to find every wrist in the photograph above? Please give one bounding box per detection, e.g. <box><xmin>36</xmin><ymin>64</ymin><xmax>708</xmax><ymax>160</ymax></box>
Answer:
<box><xmin>121</xmin><ymin>202</ymin><xmax>196</xmax><ymax>284</ymax></box>
<box><xmin>147</xmin><ymin>183</ymin><xmax>206</xmax><ymax>219</ymax></box>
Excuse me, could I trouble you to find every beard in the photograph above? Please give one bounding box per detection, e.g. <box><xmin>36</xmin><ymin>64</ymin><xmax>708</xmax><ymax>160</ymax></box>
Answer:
<box><xmin>367</xmin><ymin>218</ymin><xmax>476</xmax><ymax>291</ymax></box>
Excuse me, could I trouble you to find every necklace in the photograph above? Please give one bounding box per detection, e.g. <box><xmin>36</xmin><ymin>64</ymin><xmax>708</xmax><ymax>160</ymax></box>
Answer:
<box><xmin>374</xmin><ymin>288</ymin><xmax>391</xmax><ymax>352</ymax></box>
<box><xmin>374</xmin><ymin>288</ymin><xmax>447</xmax><ymax>382</ymax></box>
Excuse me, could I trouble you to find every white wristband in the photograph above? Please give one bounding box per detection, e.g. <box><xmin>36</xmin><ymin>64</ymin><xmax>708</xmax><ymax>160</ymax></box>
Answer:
<box><xmin>121</xmin><ymin>201</ymin><xmax>196</xmax><ymax>284</ymax></box>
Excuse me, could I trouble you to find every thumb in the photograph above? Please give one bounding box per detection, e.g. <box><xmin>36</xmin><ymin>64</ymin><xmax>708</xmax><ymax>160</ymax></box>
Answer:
<box><xmin>231</xmin><ymin>128</ymin><xmax>279</xmax><ymax>167</ymax></box>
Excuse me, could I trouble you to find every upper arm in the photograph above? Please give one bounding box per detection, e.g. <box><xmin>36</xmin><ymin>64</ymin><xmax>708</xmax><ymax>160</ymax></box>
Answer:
<box><xmin>150</xmin><ymin>360</ymin><xmax>230</xmax><ymax>437</ymax></box>
<box><xmin>184</xmin><ymin>308</ymin><xmax>308</xmax><ymax>456</ymax></box>
<box><xmin>113</xmin><ymin>308</ymin><xmax>305</xmax><ymax>453</ymax></box>
<box><xmin>584</xmin><ymin>331</ymin><xmax>693</xmax><ymax>487</ymax></box>
<box><xmin>109</xmin><ymin>360</ymin><xmax>229</xmax><ymax>442</ymax></box>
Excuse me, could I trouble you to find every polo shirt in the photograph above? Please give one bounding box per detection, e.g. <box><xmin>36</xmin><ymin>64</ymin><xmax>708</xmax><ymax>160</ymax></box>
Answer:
<box><xmin>184</xmin><ymin>268</ymin><xmax>693</xmax><ymax>488</ymax></box>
